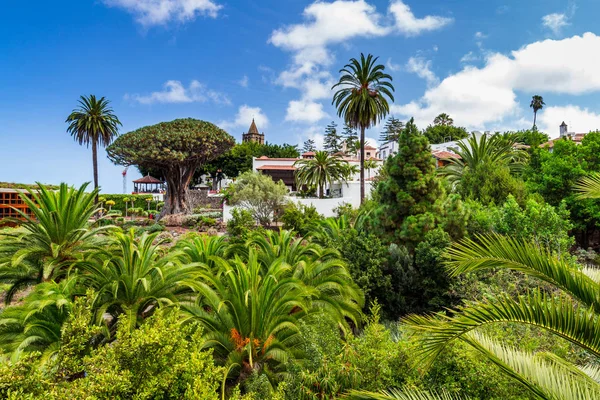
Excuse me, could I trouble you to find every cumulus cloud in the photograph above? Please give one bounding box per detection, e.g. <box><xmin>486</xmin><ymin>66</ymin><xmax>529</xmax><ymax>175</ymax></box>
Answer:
<box><xmin>460</xmin><ymin>51</ymin><xmax>479</xmax><ymax>63</ymax></box>
<box><xmin>538</xmin><ymin>105</ymin><xmax>600</xmax><ymax>136</ymax></box>
<box><xmin>406</xmin><ymin>56</ymin><xmax>438</xmax><ymax>86</ymax></box>
<box><xmin>238</xmin><ymin>75</ymin><xmax>249</xmax><ymax>88</ymax></box>
<box><xmin>392</xmin><ymin>33</ymin><xmax>600</xmax><ymax>129</ymax></box>
<box><xmin>128</xmin><ymin>80</ymin><xmax>230</xmax><ymax>105</ymax></box>
<box><xmin>219</xmin><ymin>105</ymin><xmax>269</xmax><ymax>131</ymax></box>
<box><xmin>286</xmin><ymin>100</ymin><xmax>329</xmax><ymax>123</ymax></box>
<box><xmin>269</xmin><ymin>0</ymin><xmax>452</xmax><ymax>124</ymax></box>
<box><xmin>542</xmin><ymin>13</ymin><xmax>569</xmax><ymax>35</ymax></box>
<box><xmin>387</xmin><ymin>57</ymin><xmax>402</xmax><ymax>72</ymax></box>
<box><xmin>102</xmin><ymin>0</ymin><xmax>221</xmax><ymax>26</ymax></box>
<box><xmin>389</xmin><ymin>1</ymin><xmax>452</xmax><ymax>36</ymax></box>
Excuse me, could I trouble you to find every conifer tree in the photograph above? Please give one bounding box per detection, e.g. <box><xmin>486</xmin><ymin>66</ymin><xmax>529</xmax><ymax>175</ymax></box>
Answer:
<box><xmin>302</xmin><ymin>138</ymin><xmax>317</xmax><ymax>153</ymax></box>
<box><xmin>342</xmin><ymin>123</ymin><xmax>359</xmax><ymax>155</ymax></box>
<box><xmin>323</xmin><ymin>121</ymin><xmax>343</xmax><ymax>154</ymax></box>
<box><xmin>379</xmin><ymin>117</ymin><xmax>404</xmax><ymax>144</ymax></box>
<box><xmin>373</xmin><ymin>118</ymin><xmax>443</xmax><ymax>249</ymax></box>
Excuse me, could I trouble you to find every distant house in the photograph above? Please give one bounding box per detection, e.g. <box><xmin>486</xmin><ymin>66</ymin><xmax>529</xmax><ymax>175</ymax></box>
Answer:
<box><xmin>540</xmin><ymin>122</ymin><xmax>590</xmax><ymax>151</ymax></box>
<box><xmin>432</xmin><ymin>150</ymin><xmax>461</xmax><ymax>168</ymax></box>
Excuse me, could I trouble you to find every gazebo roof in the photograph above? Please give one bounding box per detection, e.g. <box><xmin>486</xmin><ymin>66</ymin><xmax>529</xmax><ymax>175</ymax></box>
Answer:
<box><xmin>133</xmin><ymin>175</ymin><xmax>163</xmax><ymax>184</ymax></box>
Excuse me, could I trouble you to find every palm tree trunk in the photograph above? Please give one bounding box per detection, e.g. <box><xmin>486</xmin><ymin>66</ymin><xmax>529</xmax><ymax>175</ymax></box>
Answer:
<box><xmin>319</xmin><ymin>182</ymin><xmax>324</xmax><ymax>199</ymax></box>
<box><xmin>92</xmin><ymin>140</ymin><xmax>99</xmax><ymax>204</ymax></box>
<box><xmin>533</xmin><ymin>111</ymin><xmax>537</xmax><ymax>128</ymax></box>
<box><xmin>360</xmin><ymin>126</ymin><xmax>365</xmax><ymax>204</ymax></box>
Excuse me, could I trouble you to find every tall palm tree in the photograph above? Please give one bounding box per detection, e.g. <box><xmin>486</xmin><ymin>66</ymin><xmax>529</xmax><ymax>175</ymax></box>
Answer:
<box><xmin>433</xmin><ymin>113</ymin><xmax>453</xmax><ymax>126</ymax></box>
<box><xmin>0</xmin><ymin>183</ymin><xmax>108</xmax><ymax>303</ymax></box>
<box><xmin>66</xmin><ymin>95</ymin><xmax>122</xmax><ymax>202</ymax></box>
<box><xmin>530</xmin><ymin>95</ymin><xmax>545</xmax><ymax>129</ymax></box>
<box><xmin>403</xmin><ymin>234</ymin><xmax>600</xmax><ymax>399</ymax></box>
<box><xmin>295</xmin><ymin>151</ymin><xmax>351</xmax><ymax>198</ymax></box>
<box><xmin>77</xmin><ymin>230</ymin><xmax>197</xmax><ymax>331</ymax></box>
<box><xmin>441</xmin><ymin>132</ymin><xmax>528</xmax><ymax>184</ymax></box>
<box><xmin>333</xmin><ymin>53</ymin><xmax>395</xmax><ymax>204</ymax></box>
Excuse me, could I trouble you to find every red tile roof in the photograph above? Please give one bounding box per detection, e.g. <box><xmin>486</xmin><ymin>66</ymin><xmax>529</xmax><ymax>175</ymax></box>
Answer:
<box><xmin>256</xmin><ymin>157</ymin><xmax>299</xmax><ymax>161</ymax></box>
<box><xmin>364</xmin><ymin>145</ymin><xmax>377</xmax><ymax>150</ymax></box>
<box><xmin>133</xmin><ymin>175</ymin><xmax>163</xmax><ymax>184</ymax></box>
<box><xmin>256</xmin><ymin>165</ymin><xmax>297</xmax><ymax>171</ymax></box>
<box><xmin>432</xmin><ymin>150</ymin><xmax>461</xmax><ymax>159</ymax></box>
<box><xmin>302</xmin><ymin>151</ymin><xmax>316</xmax><ymax>156</ymax></box>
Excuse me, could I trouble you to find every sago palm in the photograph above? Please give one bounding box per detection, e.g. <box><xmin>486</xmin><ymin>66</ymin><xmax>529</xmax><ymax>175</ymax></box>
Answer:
<box><xmin>441</xmin><ymin>132</ymin><xmax>528</xmax><ymax>184</ymax></box>
<box><xmin>77</xmin><ymin>230</ymin><xmax>197</xmax><ymax>331</ymax></box>
<box><xmin>66</xmin><ymin>95</ymin><xmax>121</xmax><ymax>202</ymax></box>
<box><xmin>295</xmin><ymin>151</ymin><xmax>350</xmax><ymax>199</ymax></box>
<box><xmin>0</xmin><ymin>183</ymin><xmax>108</xmax><ymax>303</ymax></box>
<box><xmin>402</xmin><ymin>234</ymin><xmax>600</xmax><ymax>399</ymax></box>
<box><xmin>175</xmin><ymin>234</ymin><xmax>229</xmax><ymax>270</ymax></box>
<box><xmin>0</xmin><ymin>276</ymin><xmax>78</xmax><ymax>363</ymax></box>
<box><xmin>333</xmin><ymin>53</ymin><xmax>394</xmax><ymax>204</ymax></box>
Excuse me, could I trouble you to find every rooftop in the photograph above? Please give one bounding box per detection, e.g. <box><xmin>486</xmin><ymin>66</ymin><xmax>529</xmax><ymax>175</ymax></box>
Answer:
<box><xmin>133</xmin><ymin>175</ymin><xmax>164</xmax><ymax>184</ymax></box>
<box><xmin>256</xmin><ymin>165</ymin><xmax>297</xmax><ymax>171</ymax></box>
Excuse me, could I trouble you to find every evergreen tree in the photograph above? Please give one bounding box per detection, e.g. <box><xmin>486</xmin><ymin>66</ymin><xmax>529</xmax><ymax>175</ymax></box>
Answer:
<box><xmin>342</xmin><ymin>123</ymin><xmax>359</xmax><ymax>155</ymax></box>
<box><xmin>373</xmin><ymin>118</ymin><xmax>443</xmax><ymax>249</ymax></box>
<box><xmin>323</xmin><ymin>121</ymin><xmax>343</xmax><ymax>154</ymax></box>
<box><xmin>303</xmin><ymin>139</ymin><xmax>317</xmax><ymax>153</ymax></box>
<box><xmin>379</xmin><ymin>117</ymin><xmax>404</xmax><ymax>144</ymax></box>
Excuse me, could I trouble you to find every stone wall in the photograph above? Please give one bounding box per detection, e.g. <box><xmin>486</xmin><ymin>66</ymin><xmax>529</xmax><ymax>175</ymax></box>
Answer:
<box><xmin>188</xmin><ymin>190</ymin><xmax>223</xmax><ymax>210</ymax></box>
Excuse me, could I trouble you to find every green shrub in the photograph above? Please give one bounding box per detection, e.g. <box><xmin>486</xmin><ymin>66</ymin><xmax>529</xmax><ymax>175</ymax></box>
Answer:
<box><xmin>98</xmin><ymin>194</ymin><xmax>159</xmax><ymax>213</ymax></box>
<box><xmin>197</xmin><ymin>216</ymin><xmax>217</xmax><ymax>230</ymax></box>
<box><xmin>281</xmin><ymin>203</ymin><xmax>322</xmax><ymax>236</ymax></box>
<box><xmin>227</xmin><ymin>208</ymin><xmax>256</xmax><ymax>239</ymax></box>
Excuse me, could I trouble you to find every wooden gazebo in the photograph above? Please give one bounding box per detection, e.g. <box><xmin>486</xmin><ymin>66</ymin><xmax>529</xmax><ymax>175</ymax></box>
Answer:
<box><xmin>133</xmin><ymin>175</ymin><xmax>165</xmax><ymax>194</ymax></box>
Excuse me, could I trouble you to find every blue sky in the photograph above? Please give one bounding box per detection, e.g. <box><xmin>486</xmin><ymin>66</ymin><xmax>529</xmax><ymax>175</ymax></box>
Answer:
<box><xmin>2</xmin><ymin>0</ymin><xmax>600</xmax><ymax>193</ymax></box>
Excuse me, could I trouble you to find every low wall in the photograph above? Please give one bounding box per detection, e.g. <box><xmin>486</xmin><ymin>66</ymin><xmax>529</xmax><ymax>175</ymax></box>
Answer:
<box><xmin>188</xmin><ymin>190</ymin><xmax>223</xmax><ymax>210</ymax></box>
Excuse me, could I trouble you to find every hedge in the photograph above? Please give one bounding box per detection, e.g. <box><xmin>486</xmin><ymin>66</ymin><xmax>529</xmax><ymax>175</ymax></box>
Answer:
<box><xmin>99</xmin><ymin>194</ymin><xmax>162</xmax><ymax>213</ymax></box>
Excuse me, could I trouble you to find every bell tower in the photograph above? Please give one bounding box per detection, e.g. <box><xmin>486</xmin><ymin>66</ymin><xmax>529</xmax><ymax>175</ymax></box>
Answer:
<box><xmin>242</xmin><ymin>119</ymin><xmax>265</xmax><ymax>144</ymax></box>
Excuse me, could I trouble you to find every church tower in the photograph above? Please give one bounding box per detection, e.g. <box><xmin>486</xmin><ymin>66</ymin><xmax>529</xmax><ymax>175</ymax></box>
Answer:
<box><xmin>242</xmin><ymin>119</ymin><xmax>265</xmax><ymax>144</ymax></box>
<box><xmin>559</xmin><ymin>121</ymin><xmax>568</xmax><ymax>138</ymax></box>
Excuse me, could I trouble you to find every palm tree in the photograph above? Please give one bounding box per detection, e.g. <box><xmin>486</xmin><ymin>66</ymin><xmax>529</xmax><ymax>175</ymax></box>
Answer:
<box><xmin>403</xmin><ymin>234</ymin><xmax>600</xmax><ymax>399</ymax></box>
<box><xmin>66</xmin><ymin>95</ymin><xmax>122</xmax><ymax>203</ymax></box>
<box><xmin>77</xmin><ymin>230</ymin><xmax>197</xmax><ymax>331</ymax></box>
<box><xmin>0</xmin><ymin>183</ymin><xmax>108</xmax><ymax>303</ymax></box>
<box><xmin>575</xmin><ymin>173</ymin><xmax>600</xmax><ymax>199</ymax></box>
<box><xmin>333</xmin><ymin>53</ymin><xmax>395</xmax><ymax>204</ymax></box>
<box><xmin>530</xmin><ymin>95</ymin><xmax>545</xmax><ymax>129</ymax></box>
<box><xmin>364</xmin><ymin>158</ymin><xmax>378</xmax><ymax>179</ymax></box>
<box><xmin>433</xmin><ymin>113</ymin><xmax>453</xmax><ymax>126</ymax></box>
<box><xmin>441</xmin><ymin>132</ymin><xmax>528</xmax><ymax>184</ymax></box>
<box><xmin>295</xmin><ymin>151</ymin><xmax>351</xmax><ymax>198</ymax></box>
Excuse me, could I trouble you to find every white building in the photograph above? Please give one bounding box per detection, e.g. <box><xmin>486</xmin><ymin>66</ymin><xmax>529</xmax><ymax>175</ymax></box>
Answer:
<box><xmin>223</xmin><ymin>152</ymin><xmax>384</xmax><ymax>220</ymax></box>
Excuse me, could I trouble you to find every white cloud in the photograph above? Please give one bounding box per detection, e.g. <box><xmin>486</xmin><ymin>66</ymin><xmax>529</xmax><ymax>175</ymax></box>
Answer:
<box><xmin>102</xmin><ymin>0</ymin><xmax>221</xmax><ymax>26</ymax></box>
<box><xmin>269</xmin><ymin>1</ymin><xmax>452</xmax><ymax>126</ymax></box>
<box><xmin>238</xmin><ymin>75</ymin><xmax>249</xmax><ymax>88</ymax></box>
<box><xmin>538</xmin><ymin>105</ymin><xmax>600</xmax><ymax>136</ymax></box>
<box><xmin>219</xmin><ymin>105</ymin><xmax>269</xmax><ymax>131</ymax></box>
<box><xmin>460</xmin><ymin>51</ymin><xmax>479</xmax><ymax>63</ymax></box>
<box><xmin>387</xmin><ymin>57</ymin><xmax>402</xmax><ymax>72</ymax></box>
<box><xmin>392</xmin><ymin>33</ymin><xmax>600</xmax><ymax>129</ymax></box>
<box><xmin>129</xmin><ymin>80</ymin><xmax>230</xmax><ymax>105</ymax></box>
<box><xmin>542</xmin><ymin>13</ymin><xmax>569</xmax><ymax>35</ymax></box>
<box><xmin>389</xmin><ymin>1</ymin><xmax>453</xmax><ymax>36</ymax></box>
<box><xmin>474</xmin><ymin>31</ymin><xmax>487</xmax><ymax>39</ymax></box>
<box><xmin>286</xmin><ymin>100</ymin><xmax>329</xmax><ymax>123</ymax></box>
<box><xmin>406</xmin><ymin>56</ymin><xmax>438</xmax><ymax>86</ymax></box>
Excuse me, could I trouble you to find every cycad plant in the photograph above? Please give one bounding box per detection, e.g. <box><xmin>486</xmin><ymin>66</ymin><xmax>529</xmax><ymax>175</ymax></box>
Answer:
<box><xmin>0</xmin><ymin>276</ymin><xmax>78</xmax><ymax>363</ymax></box>
<box><xmin>295</xmin><ymin>151</ymin><xmax>350</xmax><ymax>198</ymax></box>
<box><xmin>332</xmin><ymin>53</ymin><xmax>395</xmax><ymax>204</ymax></box>
<box><xmin>0</xmin><ymin>183</ymin><xmax>107</xmax><ymax>303</ymax></box>
<box><xmin>401</xmin><ymin>234</ymin><xmax>600</xmax><ymax>399</ymax></box>
<box><xmin>575</xmin><ymin>172</ymin><xmax>600</xmax><ymax>199</ymax></box>
<box><xmin>441</xmin><ymin>132</ymin><xmax>528</xmax><ymax>184</ymax></box>
<box><xmin>77</xmin><ymin>230</ymin><xmax>197</xmax><ymax>331</ymax></box>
